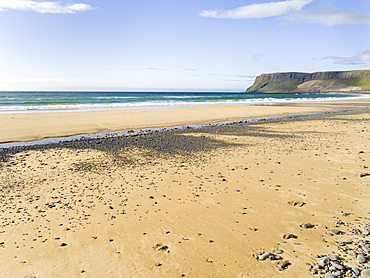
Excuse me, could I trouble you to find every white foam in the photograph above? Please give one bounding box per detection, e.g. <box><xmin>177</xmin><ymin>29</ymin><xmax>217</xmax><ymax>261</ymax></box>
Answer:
<box><xmin>0</xmin><ymin>94</ymin><xmax>368</xmax><ymax>113</ymax></box>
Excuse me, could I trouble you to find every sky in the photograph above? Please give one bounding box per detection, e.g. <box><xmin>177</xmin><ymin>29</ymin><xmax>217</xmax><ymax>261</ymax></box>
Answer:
<box><xmin>0</xmin><ymin>0</ymin><xmax>369</xmax><ymax>91</ymax></box>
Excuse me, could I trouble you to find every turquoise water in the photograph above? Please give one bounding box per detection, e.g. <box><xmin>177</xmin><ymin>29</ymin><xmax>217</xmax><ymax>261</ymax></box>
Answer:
<box><xmin>0</xmin><ymin>91</ymin><xmax>366</xmax><ymax>112</ymax></box>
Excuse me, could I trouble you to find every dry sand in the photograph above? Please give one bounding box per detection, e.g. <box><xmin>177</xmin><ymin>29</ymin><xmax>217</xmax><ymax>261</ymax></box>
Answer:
<box><xmin>0</xmin><ymin>102</ymin><xmax>370</xmax><ymax>277</ymax></box>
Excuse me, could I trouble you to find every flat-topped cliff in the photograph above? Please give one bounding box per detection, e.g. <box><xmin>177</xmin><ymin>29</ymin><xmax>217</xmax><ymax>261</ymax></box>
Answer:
<box><xmin>246</xmin><ymin>70</ymin><xmax>370</xmax><ymax>93</ymax></box>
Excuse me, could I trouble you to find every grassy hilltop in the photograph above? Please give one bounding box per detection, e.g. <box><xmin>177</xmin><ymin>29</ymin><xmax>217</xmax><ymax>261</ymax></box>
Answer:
<box><xmin>246</xmin><ymin>70</ymin><xmax>370</xmax><ymax>93</ymax></box>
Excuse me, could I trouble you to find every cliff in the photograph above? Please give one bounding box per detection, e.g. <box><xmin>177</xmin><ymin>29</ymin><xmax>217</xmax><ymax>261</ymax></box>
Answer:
<box><xmin>246</xmin><ymin>70</ymin><xmax>370</xmax><ymax>93</ymax></box>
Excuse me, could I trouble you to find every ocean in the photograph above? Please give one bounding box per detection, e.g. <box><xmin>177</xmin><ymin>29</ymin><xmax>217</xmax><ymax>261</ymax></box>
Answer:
<box><xmin>0</xmin><ymin>91</ymin><xmax>367</xmax><ymax>113</ymax></box>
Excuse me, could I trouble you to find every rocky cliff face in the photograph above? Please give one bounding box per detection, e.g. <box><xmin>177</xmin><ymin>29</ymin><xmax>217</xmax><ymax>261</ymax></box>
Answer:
<box><xmin>246</xmin><ymin>70</ymin><xmax>370</xmax><ymax>93</ymax></box>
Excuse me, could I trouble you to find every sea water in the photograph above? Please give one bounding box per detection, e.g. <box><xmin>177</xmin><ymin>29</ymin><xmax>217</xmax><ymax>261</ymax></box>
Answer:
<box><xmin>0</xmin><ymin>91</ymin><xmax>367</xmax><ymax>113</ymax></box>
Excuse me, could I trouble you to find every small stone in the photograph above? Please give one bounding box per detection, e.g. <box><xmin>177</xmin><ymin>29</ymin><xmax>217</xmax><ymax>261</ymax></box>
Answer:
<box><xmin>259</xmin><ymin>252</ymin><xmax>272</xmax><ymax>261</ymax></box>
<box><xmin>353</xmin><ymin>267</ymin><xmax>360</xmax><ymax>276</ymax></box>
<box><xmin>331</xmin><ymin>261</ymin><xmax>345</xmax><ymax>270</ymax></box>
<box><xmin>283</xmin><ymin>233</ymin><xmax>297</xmax><ymax>239</ymax></box>
<box><xmin>363</xmin><ymin>245</ymin><xmax>370</xmax><ymax>252</ymax></box>
<box><xmin>317</xmin><ymin>256</ymin><xmax>331</xmax><ymax>267</ymax></box>
<box><xmin>278</xmin><ymin>260</ymin><xmax>290</xmax><ymax>269</ymax></box>
<box><xmin>332</xmin><ymin>229</ymin><xmax>344</xmax><ymax>235</ymax></box>
<box><xmin>359</xmin><ymin>173</ymin><xmax>370</xmax><ymax>177</ymax></box>
<box><xmin>357</xmin><ymin>254</ymin><xmax>367</xmax><ymax>263</ymax></box>
<box><xmin>312</xmin><ymin>269</ymin><xmax>318</xmax><ymax>274</ymax></box>
<box><xmin>276</xmin><ymin>250</ymin><xmax>284</xmax><ymax>254</ymax></box>
<box><xmin>208</xmin><ymin>240</ymin><xmax>214</xmax><ymax>243</ymax></box>
<box><xmin>156</xmin><ymin>263</ymin><xmax>162</xmax><ymax>267</ymax></box>
<box><xmin>331</xmin><ymin>229</ymin><xmax>343</xmax><ymax>235</ymax></box>
<box><xmin>363</xmin><ymin>229</ymin><xmax>370</xmax><ymax>236</ymax></box>
<box><xmin>361</xmin><ymin>269</ymin><xmax>370</xmax><ymax>278</ymax></box>
<box><xmin>60</xmin><ymin>243</ymin><xmax>68</xmax><ymax>247</ymax></box>
<box><xmin>293</xmin><ymin>201</ymin><xmax>306</xmax><ymax>207</ymax></box>
<box><xmin>331</xmin><ymin>255</ymin><xmax>340</xmax><ymax>261</ymax></box>
<box><xmin>325</xmin><ymin>273</ymin><xmax>335</xmax><ymax>278</ymax></box>
<box><xmin>156</xmin><ymin>245</ymin><xmax>169</xmax><ymax>252</ymax></box>
<box><xmin>301</xmin><ymin>223</ymin><xmax>314</xmax><ymax>229</ymax></box>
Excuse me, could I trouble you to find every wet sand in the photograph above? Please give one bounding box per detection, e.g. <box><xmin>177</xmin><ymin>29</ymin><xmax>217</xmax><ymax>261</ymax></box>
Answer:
<box><xmin>0</xmin><ymin>104</ymin><xmax>370</xmax><ymax>277</ymax></box>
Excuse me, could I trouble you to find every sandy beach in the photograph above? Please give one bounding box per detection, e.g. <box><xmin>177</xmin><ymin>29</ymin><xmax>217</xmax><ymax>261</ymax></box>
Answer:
<box><xmin>0</xmin><ymin>102</ymin><xmax>370</xmax><ymax>277</ymax></box>
<box><xmin>0</xmin><ymin>104</ymin><xmax>338</xmax><ymax>144</ymax></box>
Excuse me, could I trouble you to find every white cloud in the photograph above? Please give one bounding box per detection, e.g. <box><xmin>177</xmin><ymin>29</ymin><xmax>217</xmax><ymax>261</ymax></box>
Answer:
<box><xmin>200</xmin><ymin>0</ymin><xmax>313</xmax><ymax>19</ymax></box>
<box><xmin>0</xmin><ymin>0</ymin><xmax>94</xmax><ymax>14</ymax></box>
<box><xmin>323</xmin><ymin>49</ymin><xmax>370</xmax><ymax>65</ymax></box>
<box><xmin>0</xmin><ymin>77</ymin><xmax>86</xmax><ymax>82</ymax></box>
<box><xmin>200</xmin><ymin>1</ymin><xmax>370</xmax><ymax>26</ymax></box>
<box><xmin>288</xmin><ymin>7</ymin><xmax>370</xmax><ymax>26</ymax></box>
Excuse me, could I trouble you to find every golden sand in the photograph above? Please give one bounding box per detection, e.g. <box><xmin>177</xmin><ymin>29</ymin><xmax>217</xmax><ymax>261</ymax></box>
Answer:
<box><xmin>0</xmin><ymin>105</ymin><xmax>333</xmax><ymax>143</ymax></box>
<box><xmin>0</xmin><ymin>101</ymin><xmax>369</xmax><ymax>277</ymax></box>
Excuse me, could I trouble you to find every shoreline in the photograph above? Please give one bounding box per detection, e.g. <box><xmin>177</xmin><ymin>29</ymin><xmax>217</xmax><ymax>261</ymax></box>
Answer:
<box><xmin>0</xmin><ymin>104</ymin><xmax>329</xmax><ymax>144</ymax></box>
<box><xmin>1</xmin><ymin>99</ymin><xmax>369</xmax><ymax>145</ymax></box>
<box><xmin>0</xmin><ymin>109</ymin><xmax>344</xmax><ymax>149</ymax></box>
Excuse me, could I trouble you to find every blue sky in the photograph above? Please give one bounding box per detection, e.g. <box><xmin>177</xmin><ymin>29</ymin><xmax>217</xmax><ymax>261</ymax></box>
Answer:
<box><xmin>0</xmin><ymin>0</ymin><xmax>369</xmax><ymax>91</ymax></box>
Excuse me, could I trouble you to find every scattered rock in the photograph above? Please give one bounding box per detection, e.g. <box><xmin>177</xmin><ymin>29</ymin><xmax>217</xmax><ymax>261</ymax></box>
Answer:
<box><xmin>331</xmin><ymin>229</ymin><xmax>344</xmax><ymax>235</ymax></box>
<box><xmin>331</xmin><ymin>261</ymin><xmax>345</xmax><ymax>270</ymax></box>
<box><xmin>363</xmin><ymin>244</ymin><xmax>370</xmax><ymax>252</ymax></box>
<box><xmin>288</xmin><ymin>201</ymin><xmax>306</xmax><ymax>207</ymax></box>
<box><xmin>156</xmin><ymin>245</ymin><xmax>169</xmax><ymax>252</ymax></box>
<box><xmin>259</xmin><ymin>252</ymin><xmax>272</xmax><ymax>261</ymax></box>
<box><xmin>283</xmin><ymin>233</ymin><xmax>297</xmax><ymax>239</ymax></box>
<box><xmin>317</xmin><ymin>256</ymin><xmax>330</xmax><ymax>267</ymax></box>
<box><xmin>361</xmin><ymin>268</ymin><xmax>370</xmax><ymax>278</ymax></box>
<box><xmin>277</xmin><ymin>260</ymin><xmax>290</xmax><ymax>270</ymax></box>
<box><xmin>357</xmin><ymin>254</ymin><xmax>367</xmax><ymax>264</ymax></box>
<box><xmin>353</xmin><ymin>268</ymin><xmax>361</xmax><ymax>276</ymax></box>
<box><xmin>300</xmin><ymin>223</ymin><xmax>314</xmax><ymax>229</ymax></box>
<box><xmin>331</xmin><ymin>255</ymin><xmax>340</xmax><ymax>261</ymax></box>
<box><xmin>359</xmin><ymin>173</ymin><xmax>370</xmax><ymax>177</ymax></box>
